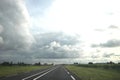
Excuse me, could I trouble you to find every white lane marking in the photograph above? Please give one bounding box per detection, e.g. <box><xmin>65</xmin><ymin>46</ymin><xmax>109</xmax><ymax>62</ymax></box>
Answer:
<box><xmin>33</xmin><ymin>67</ymin><xmax>57</xmax><ymax>80</ymax></box>
<box><xmin>67</xmin><ymin>71</ymin><xmax>70</xmax><ymax>74</ymax></box>
<box><xmin>22</xmin><ymin>68</ymin><xmax>50</xmax><ymax>80</ymax></box>
<box><xmin>71</xmin><ymin>75</ymin><xmax>76</xmax><ymax>80</ymax></box>
<box><xmin>64</xmin><ymin>68</ymin><xmax>76</xmax><ymax>80</ymax></box>
<box><xmin>64</xmin><ymin>67</ymin><xmax>76</xmax><ymax>80</ymax></box>
<box><xmin>63</xmin><ymin>67</ymin><xmax>70</xmax><ymax>75</ymax></box>
<box><xmin>63</xmin><ymin>67</ymin><xmax>68</xmax><ymax>72</ymax></box>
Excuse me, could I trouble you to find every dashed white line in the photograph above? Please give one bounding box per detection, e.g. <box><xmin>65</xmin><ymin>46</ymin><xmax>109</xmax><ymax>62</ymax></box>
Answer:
<box><xmin>64</xmin><ymin>68</ymin><xmax>70</xmax><ymax>75</ymax></box>
<box><xmin>67</xmin><ymin>71</ymin><xmax>70</xmax><ymax>74</ymax></box>
<box><xmin>63</xmin><ymin>67</ymin><xmax>76</xmax><ymax>80</ymax></box>
<box><xmin>63</xmin><ymin>67</ymin><xmax>68</xmax><ymax>73</ymax></box>
<box><xmin>71</xmin><ymin>75</ymin><xmax>76</xmax><ymax>80</ymax></box>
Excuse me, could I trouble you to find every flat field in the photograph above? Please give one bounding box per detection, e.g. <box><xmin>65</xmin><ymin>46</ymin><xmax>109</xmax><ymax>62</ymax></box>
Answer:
<box><xmin>66</xmin><ymin>65</ymin><xmax>120</xmax><ymax>80</ymax></box>
<box><xmin>0</xmin><ymin>65</ymin><xmax>50</xmax><ymax>77</ymax></box>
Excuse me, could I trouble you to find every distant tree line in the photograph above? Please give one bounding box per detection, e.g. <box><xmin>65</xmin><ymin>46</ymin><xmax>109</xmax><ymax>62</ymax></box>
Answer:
<box><xmin>73</xmin><ymin>61</ymin><xmax>120</xmax><ymax>70</ymax></box>
<box><xmin>34</xmin><ymin>62</ymin><xmax>41</xmax><ymax>66</ymax></box>
<box><xmin>0</xmin><ymin>61</ymin><xmax>53</xmax><ymax>66</ymax></box>
<box><xmin>0</xmin><ymin>62</ymin><xmax>31</xmax><ymax>66</ymax></box>
<box><xmin>74</xmin><ymin>61</ymin><xmax>120</xmax><ymax>65</ymax></box>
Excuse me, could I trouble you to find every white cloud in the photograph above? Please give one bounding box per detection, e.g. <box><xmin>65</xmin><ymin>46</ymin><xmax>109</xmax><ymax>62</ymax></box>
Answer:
<box><xmin>31</xmin><ymin>0</ymin><xmax>120</xmax><ymax>33</ymax></box>
<box><xmin>1</xmin><ymin>0</ymin><xmax>120</xmax><ymax>63</ymax></box>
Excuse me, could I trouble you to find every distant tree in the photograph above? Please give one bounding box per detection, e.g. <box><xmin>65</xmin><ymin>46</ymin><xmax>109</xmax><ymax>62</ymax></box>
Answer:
<box><xmin>74</xmin><ymin>62</ymin><xmax>78</xmax><ymax>65</ymax></box>
<box><xmin>17</xmin><ymin>62</ymin><xmax>27</xmax><ymax>66</ymax></box>
<box><xmin>43</xmin><ymin>63</ymin><xmax>48</xmax><ymax>65</ymax></box>
<box><xmin>50</xmin><ymin>63</ymin><xmax>54</xmax><ymax>65</ymax></box>
<box><xmin>110</xmin><ymin>61</ymin><xmax>114</xmax><ymax>64</ymax></box>
<box><xmin>107</xmin><ymin>61</ymin><xmax>114</xmax><ymax>64</ymax></box>
<box><xmin>34</xmin><ymin>62</ymin><xmax>41</xmax><ymax>66</ymax></box>
<box><xmin>1</xmin><ymin>62</ymin><xmax>10</xmax><ymax>66</ymax></box>
<box><xmin>88</xmin><ymin>62</ymin><xmax>93</xmax><ymax>64</ymax></box>
<box><xmin>10</xmin><ymin>61</ymin><xmax>13</xmax><ymax>66</ymax></box>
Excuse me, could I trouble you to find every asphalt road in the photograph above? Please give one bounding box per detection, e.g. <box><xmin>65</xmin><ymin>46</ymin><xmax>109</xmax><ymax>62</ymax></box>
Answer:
<box><xmin>0</xmin><ymin>65</ymin><xmax>80</xmax><ymax>80</ymax></box>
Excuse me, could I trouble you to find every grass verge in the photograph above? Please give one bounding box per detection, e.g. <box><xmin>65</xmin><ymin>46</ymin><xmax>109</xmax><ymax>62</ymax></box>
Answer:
<box><xmin>66</xmin><ymin>65</ymin><xmax>120</xmax><ymax>80</ymax></box>
<box><xmin>0</xmin><ymin>65</ymin><xmax>50</xmax><ymax>77</ymax></box>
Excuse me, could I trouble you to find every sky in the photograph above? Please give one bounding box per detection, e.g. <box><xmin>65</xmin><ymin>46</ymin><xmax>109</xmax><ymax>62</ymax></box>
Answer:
<box><xmin>0</xmin><ymin>0</ymin><xmax>120</xmax><ymax>64</ymax></box>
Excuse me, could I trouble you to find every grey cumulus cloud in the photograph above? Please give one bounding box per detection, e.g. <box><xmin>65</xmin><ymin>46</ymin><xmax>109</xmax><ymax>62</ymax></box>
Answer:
<box><xmin>103</xmin><ymin>53</ymin><xmax>115</xmax><ymax>58</ymax></box>
<box><xmin>0</xmin><ymin>0</ymin><xmax>35</xmax><ymax>63</ymax></box>
<box><xmin>0</xmin><ymin>0</ymin><xmax>82</xmax><ymax>63</ymax></box>
<box><xmin>0</xmin><ymin>0</ymin><xmax>34</xmax><ymax>50</ymax></box>
<box><xmin>0</xmin><ymin>32</ymin><xmax>81</xmax><ymax>63</ymax></box>
<box><xmin>32</xmin><ymin>32</ymin><xmax>81</xmax><ymax>59</ymax></box>
<box><xmin>34</xmin><ymin>32</ymin><xmax>80</xmax><ymax>47</ymax></box>
<box><xmin>34</xmin><ymin>41</ymin><xmax>81</xmax><ymax>59</ymax></box>
<box><xmin>92</xmin><ymin>39</ymin><xmax>120</xmax><ymax>48</ymax></box>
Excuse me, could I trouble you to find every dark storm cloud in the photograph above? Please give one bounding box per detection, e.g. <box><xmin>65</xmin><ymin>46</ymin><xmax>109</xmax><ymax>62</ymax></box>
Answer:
<box><xmin>91</xmin><ymin>39</ymin><xmax>120</xmax><ymax>48</ymax></box>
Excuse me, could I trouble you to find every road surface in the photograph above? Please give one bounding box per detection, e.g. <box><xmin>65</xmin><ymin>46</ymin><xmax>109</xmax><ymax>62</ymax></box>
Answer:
<box><xmin>0</xmin><ymin>65</ymin><xmax>80</xmax><ymax>80</ymax></box>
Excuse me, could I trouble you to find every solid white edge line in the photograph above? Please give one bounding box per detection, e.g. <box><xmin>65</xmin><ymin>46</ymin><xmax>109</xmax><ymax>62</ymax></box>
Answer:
<box><xmin>33</xmin><ymin>67</ymin><xmax>57</xmax><ymax>80</ymax></box>
<box><xmin>22</xmin><ymin>68</ymin><xmax>50</xmax><ymax>80</ymax></box>
<box><xmin>71</xmin><ymin>75</ymin><xmax>76</xmax><ymax>80</ymax></box>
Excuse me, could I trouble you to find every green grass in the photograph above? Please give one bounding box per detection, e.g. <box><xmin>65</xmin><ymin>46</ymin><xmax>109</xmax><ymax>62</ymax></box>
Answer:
<box><xmin>66</xmin><ymin>65</ymin><xmax>120</xmax><ymax>80</ymax></box>
<box><xmin>77</xmin><ymin>64</ymin><xmax>120</xmax><ymax>71</ymax></box>
<box><xmin>0</xmin><ymin>65</ymin><xmax>50</xmax><ymax>77</ymax></box>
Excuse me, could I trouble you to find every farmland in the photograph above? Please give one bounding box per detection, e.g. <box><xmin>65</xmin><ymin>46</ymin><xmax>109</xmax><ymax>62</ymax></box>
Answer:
<box><xmin>66</xmin><ymin>64</ymin><xmax>120</xmax><ymax>80</ymax></box>
<box><xmin>0</xmin><ymin>65</ymin><xmax>50</xmax><ymax>77</ymax></box>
